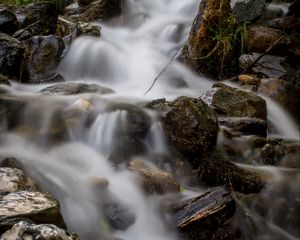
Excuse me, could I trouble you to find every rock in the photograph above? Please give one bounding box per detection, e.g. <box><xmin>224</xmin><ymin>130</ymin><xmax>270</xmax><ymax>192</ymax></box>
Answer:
<box><xmin>129</xmin><ymin>159</ymin><xmax>180</xmax><ymax>195</ymax></box>
<box><xmin>148</xmin><ymin>97</ymin><xmax>219</xmax><ymax>165</ymax></box>
<box><xmin>239</xmin><ymin>54</ymin><xmax>287</xmax><ymax>79</ymax></box>
<box><xmin>265</xmin><ymin>16</ymin><xmax>300</xmax><ymax>34</ymax></box>
<box><xmin>262</xmin><ymin>4</ymin><xmax>284</xmax><ymax>20</ymax></box>
<box><xmin>173</xmin><ymin>187</ymin><xmax>236</xmax><ymax>240</ymax></box>
<box><xmin>15</xmin><ymin>2</ymin><xmax>58</xmax><ymax>38</ymax></box>
<box><xmin>0</xmin><ymin>191</ymin><xmax>66</xmax><ymax>232</ymax></box>
<box><xmin>180</xmin><ymin>0</ymin><xmax>241</xmax><ymax>79</ymax></box>
<box><xmin>246</xmin><ymin>26</ymin><xmax>300</xmax><ymax>58</ymax></box>
<box><xmin>258</xmin><ymin>78</ymin><xmax>300</xmax><ymax>123</ymax></box>
<box><xmin>103</xmin><ymin>202</ymin><xmax>136</xmax><ymax>230</ymax></box>
<box><xmin>238</xmin><ymin>74</ymin><xmax>260</xmax><ymax>86</ymax></box>
<box><xmin>72</xmin><ymin>0</ymin><xmax>122</xmax><ymax>22</ymax></box>
<box><xmin>0</xmin><ymin>168</ymin><xmax>36</xmax><ymax>192</ymax></box>
<box><xmin>22</xmin><ymin>35</ymin><xmax>65</xmax><ymax>83</ymax></box>
<box><xmin>0</xmin><ymin>9</ymin><xmax>19</xmax><ymax>35</ymax></box>
<box><xmin>219</xmin><ymin>117</ymin><xmax>267</xmax><ymax>137</ymax></box>
<box><xmin>0</xmin><ymin>221</ymin><xmax>79</xmax><ymax>240</ymax></box>
<box><xmin>287</xmin><ymin>0</ymin><xmax>300</xmax><ymax>17</ymax></box>
<box><xmin>0</xmin><ymin>33</ymin><xmax>26</xmax><ymax>80</ymax></box>
<box><xmin>231</xmin><ymin>0</ymin><xmax>265</xmax><ymax>23</ymax></box>
<box><xmin>0</xmin><ymin>74</ymin><xmax>10</xmax><ymax>85</ymax></box>
<box><xmin>198</xmin><ymin>150</ymin><xmax>264</xmax><ymax>193</ymax></box>
<box><xmin>201</xmin><ymin>83</ymin><xmax>267</xmax><ymax>120</ymax></box>
<box><xmin>38</xmin><ymin>83</ymin><xmax>113</xmax><ymax>95</ymax></box>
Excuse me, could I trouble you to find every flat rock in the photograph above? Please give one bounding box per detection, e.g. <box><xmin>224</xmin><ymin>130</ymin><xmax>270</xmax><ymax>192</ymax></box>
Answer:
<box><xmin>0</xmin><ymin>221</ymin><xmax>79</xmax><ymax>240</ymax></box>
<box><xmin>0</xmin><ymin>191</ymin><xmax>66</xmax><ymax>232</ymax></box>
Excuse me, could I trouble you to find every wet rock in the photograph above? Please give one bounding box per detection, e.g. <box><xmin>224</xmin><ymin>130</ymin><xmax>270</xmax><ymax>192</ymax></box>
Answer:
<box><xmin>39</xmin><ymin>83</ymin><xmax>113</xmax><ymax>95</ymax></box>
<box><xmin>173</xmin><ymin>187</ymin><xmax>236</xmax><ymax>240</ymax></box>
<box><xmin>238</xmin><ymin>74</ymin><xmax>260</xmax><ymax>86</ymax></box>
<box><xmin>103</xmin><ymin>202</ymin><xmax>136</xmax><ymax>231</ymax></box>
<box><xmin>22</xmin><ymin>35</ymin><xmax>65</xmax><ymax>83</ymax></box>
<box><xmin>287</xmin><ymin>0</ymin><xmax>300</xmax><ymax>17</ymax></box>
<box><xmin>149</xmin><ymin>97</ymin><xmax>219</xmax><ymax>165</ymax></box>
<box><xmin>0</xmin><ymin>33</ymin><xmax>26</xmax><ymax>80</ymax></box>
<box><xmin>279</xmin><ymin>144</ymin><xmax>300</xmax><ymax>168</ymax></box>
<box><xmin>0</xmin><ymin>168</ymin><xmax>36</xmax><ymax>192</ymax></box>
<box><xmin>180</xmin><ymin>0</ymin><xmax>240</xmax><ymax>80</ymax></box>
<box><xmin>198</xmin><ymin>150</ymin><xmax>264</xmax><ymax>193</ymax></box>
<box><xmin>129</xmin><ymin>159</ymin><xmax>180</xmax><ymax>195</ymax></box>
<box><xmin>15</xmin><ymin>2</ymin><xmax>58</xmax><ymax>37</ymax></box>
<box><xmin>219</xmin><ymin>117</ymin><xmax>267</xmax><ymax>137</ymax></box>
<box><xmin>231</xmin><ymin>0</ymin><xmax>265</xmax><ymax>23</ymax></box>
<box><xmin>0</xmin><ymin>191</ymin><xmax>66</xmax><ymax>232</ymax></box>
<box><xmin>262</xmin><ymin>4</ymin><xmax>284</xmax><ymax>20</ymax></box>
<box><xmin>246</xmin><ymin>26</ymin><xmax>300</xmax><ymax>58</ymax></box>
<box><xmin>74</xmin><ymin>0</ymin><xmax>122</xmax><ymax>22</ymax></box>
<box><xmin>0</xmin><ymin>74</ymin><xmax>10</xmax><ymax>85</ymax></box>
<box><xmin>265</xmin><ymin>16</ymin><xmax>300</xmax><ymax>34</ymax></box>
<box><xmin>201</xmin><ymin>83</ymin><xmax>267</xmax><ymax>120</ymax></box>
<box><xmin>0</xmin><ymin>9</ymin><xmax>19</xmax><ymax>35</ymax></box>
<box><xmin>1</xmin><ymin>221</ymin><xmax>79</xmax><ymax>240</ymax></box>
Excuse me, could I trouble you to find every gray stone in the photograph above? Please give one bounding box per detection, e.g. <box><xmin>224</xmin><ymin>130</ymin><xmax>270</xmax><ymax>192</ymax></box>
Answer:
<box><xmin>0</xmin><ymin>9</ymin><xmax>19</xmax><ymax>35</ymax></box>
<box><xmin>231</xmin><ymin>0</ymin><xmax>265</xmax><ymax>23</ymax></box>
<box><xmin>0</xmin><ymin>221</ymin><xmax>79</xmax><ymax>240</ymax></box>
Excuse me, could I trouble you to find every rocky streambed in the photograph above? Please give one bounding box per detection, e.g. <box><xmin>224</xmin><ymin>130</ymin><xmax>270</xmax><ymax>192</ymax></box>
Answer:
<box><xmin>0</xmin><ymin>0</ymin><xmax>300</xmax><ymax>240</ymax></box>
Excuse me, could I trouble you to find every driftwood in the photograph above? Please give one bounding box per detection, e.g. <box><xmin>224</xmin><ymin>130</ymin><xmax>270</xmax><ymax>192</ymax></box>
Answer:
<box><xmin>173</xmin><ymin>187</ymin><xmax>236</xmax><ymax>240</ymax></box>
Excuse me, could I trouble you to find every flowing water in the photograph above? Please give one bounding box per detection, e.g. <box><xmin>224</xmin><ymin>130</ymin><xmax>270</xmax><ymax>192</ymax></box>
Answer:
<box><xmin>0</xmin><ymin>0</ymin><xmax>300</xmax><ymax>240</ymax></box>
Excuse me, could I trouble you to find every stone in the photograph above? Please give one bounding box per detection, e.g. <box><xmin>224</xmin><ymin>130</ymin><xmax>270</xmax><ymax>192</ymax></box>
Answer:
<box><xmin>173</xmin><ymin>187</ymin><xmax>236</xmax><ymax>240</ymax></box>
<box><xmin>266</xmin><ymin>16</ymin><xmax>300</xmax><ymax>34</ymax></box>
<box><xmin>129</xmin><ymin>159</ymin><xmax>180</xmax><ymax>195</ymax></box>
<box><xmin>148</xmin><ymin>97</ymin><xmax>219</xmax><ymax>165</ymax></box>
<box><xmin>0</xmin><ymin>74</ymin><xmax>10</xmax><ymax>85</ymax></box>
<box><xmin>15</xmin><ymin>2</ymin><xmax>58</xmax><ymax>37</ymax></box>
<box><xmin>0</xmin><ymin>191</ymin><xmax>66</xmax><ymax>232</ymax></box>
<box><xmin>22</xmin><ymin>35</ymin><xmax>65</xmax><ymax>83</ymax></box>
<box><xmin>180</xmin><ymin>0</ymin><xmax>241</xmax><ymax>79</ymax></box>
<box><xmin>38</xmin><ymin>83</ymin><xmax>113</xmax><ymax>95</ymax></box>
<box><xmin>219</xmin><ymin>117</ymin><xmax>267</xmax><ymax>137</ymax></box>
<box><xmin>0</xmin><ymin>9</ymin><xmax>19</xmax><ymax>35</ymax></box>
<box><xmin>0</xmin><ymin>33</ymin><xmax>26</xmax><ymax>81</ymax></box>
<box><xmin>287</xmin><ymin>0</ymin><xmax>300</xmax><ymax>17</ymax></box>
<box><xmin>0</xmin><ymin>168</ymin><xmax>36</xmax><ymax>192</ymax></box>
<box><xmin>201</xmin><ymin>83</ymin><xmax>267</xmax><ymax>120</ymax></box>
<box><xmin>231</xmin><ymin>0</ymin><xmax>265</xmax><ymax>23</ymax></box>
<box><xmin>238</xmin><ymin>74</ymin><xmax>260</xmax><ymax>86</ymax></box>
<box><xmin>0</xmin><ymin>221</ymin><xmax>79</xmax><ymax>240</ymax></box>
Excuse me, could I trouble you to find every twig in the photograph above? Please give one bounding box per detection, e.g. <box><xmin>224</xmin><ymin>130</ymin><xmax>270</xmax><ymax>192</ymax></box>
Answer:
<box><xmin>143</xmin><ymin>52</ymin><xmax>178</xmax><ymax>96</ymax></box>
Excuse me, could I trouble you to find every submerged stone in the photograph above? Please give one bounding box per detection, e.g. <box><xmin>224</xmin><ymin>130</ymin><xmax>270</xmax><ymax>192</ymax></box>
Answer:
<box><xmin>0</xmin><ymin>221</ymin><xmax>79</xmax><ymax>240</ymax></box>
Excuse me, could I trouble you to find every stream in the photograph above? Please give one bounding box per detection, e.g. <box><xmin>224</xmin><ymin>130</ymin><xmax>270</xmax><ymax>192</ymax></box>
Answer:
<box><xmin>0</xmin><ymin>0</ymin><xmax>299</xmax><ymax>239</ymax></box>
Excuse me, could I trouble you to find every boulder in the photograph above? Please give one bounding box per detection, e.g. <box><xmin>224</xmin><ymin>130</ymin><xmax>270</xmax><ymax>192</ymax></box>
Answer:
<box><xmin>231</xmin><ymin>0</ymin><xmax>265</xmax><ymax>23</ymax></box>
<box><xmin>129</xmin><ymin>159</ymin><xmax>180</xmax><ymax>195</ymax></box>
<box><xmin>148</xmin><ymin>97</ymin><xmax>219</xmax><ymax>165</ymax></box>
<box><xmin>22</xmin><ymin>35</ymin><xmax>65</xmax><ymax>83</ymax></box>
<box><xmin>173</xmin><ymin>187</ymin><xmax>236</xmax><ymax>240</ymax></box>
<box><xmin>0</xmin><ymin>191</ymin><xmax>66</xmax><ymax>232</ymax></box>
<box><xmin>70</xmin><ymin>0</ymin><xmax>123</xmax><ymax>22</ymax></box>
<box><xmin>265</xmin><ymin>16</ymin><xmax>300</xmax><ymax>35</ymax></box>
<box><xmin>198</xmin><ymin>150</ymin><xmax>264</xmax><ymax>193</ymax></box>
<box><xmin>0</xmin><ymin>168</ymin><xmax>36</xmax><ymax>192</ymax></box>
<box><xmin>0</xmin><ymin>221</ymin><xmax>79</xmax><ymax>240</ymax></box>
<box><xmin>15</xmin><ymin>2</ymin><xmax>58</xmax><ymax>38</ymax></box>
<box><xmin>287</xmin><ymin>0</ymin><xmax>300</xmax><ymax>17</ymax></box>
<box><xmin>38</xmin><ymin>83</ymin><xmax>113</xmax><ymax>95</ymax></box>
<box><xmin>201</xmin><ymin>83</ymin><xmax>267</xmax><ymax>120</ymax></box>
<box><xmin>0</xmin><ymin>33</ymin><xmax>26</xmax><ymax>81</ymax></box>
<box><xmin>180</xmin><ymin>0</ymin><xmax>241</xmax><ymax>79</ymax></box>
<box><xmin>219</xmin><ymin>117</ymin><xmax>267</xmax><ymax>137</ymax></box>
<box><xmin>0</xmin><ymin>9</ymin><xmax>19</xmax><ymax>35</ymax></box>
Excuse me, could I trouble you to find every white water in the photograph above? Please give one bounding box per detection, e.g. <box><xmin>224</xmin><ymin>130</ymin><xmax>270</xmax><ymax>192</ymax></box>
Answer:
<box><xmin>1</xmin><ymin>0</ymin><xmax>300</xmax><ymax>239</ymax></box>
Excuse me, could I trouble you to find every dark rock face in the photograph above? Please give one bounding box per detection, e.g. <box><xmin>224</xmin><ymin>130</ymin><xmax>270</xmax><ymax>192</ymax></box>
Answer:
<box><xmin>22</xmin><ymin>35</ymin><xmax>65</xmax><ymax>83</ymax></box>
<box><xmin>38</xmin><ymin>83</ymin><xmax>113</xmax><ymax>95</ymax></box>
<box><xmin>0</xmin><ymin>221</ymin><xmax>79</xmax><ymax>240</ymax></box>
<box><xmin>231</xmin><ymin>0</ymin><xmax>266</xmax><ymax>23</ymax></box>
<box><xmin>148</xmin><ymin>97</ymin><xmax>219</xmax><ymax>164</ymax></box>
<box><xmin>0</xmin><ymin>9</ymin><xmax>19</xmax><ymax>35</ymax></box>
<box><xmin>202</xmin><ymin>83</ymin><xmax>267</xmax><ymax>121</ymax></box>
<box><xmin>0</xmin><ymin>33</ymin><xmax>26</xmax><ymax>80</ymax></box>
<box><xmin>287</xmin><ymin>0</ymin><xmax>300</xmax><ymax>17</ymax></box>
<box><xmin>180</xmin><ymin>0</ymin><xmax>240</xmax><ymax>80</ymax></box>
<box><xmin>15</xmin><ymin>2</ymin><xmax>58</xmax><ymax>37</ymax></box>
<box><xmin>266</xmin><ymin>16</ymin><xmax>300</xmax><ymax>35</ymax></box>
<box><xmin>173</xmin><ymin>187</ymin><xmax>236</xmax><ymax>240</ymax></box>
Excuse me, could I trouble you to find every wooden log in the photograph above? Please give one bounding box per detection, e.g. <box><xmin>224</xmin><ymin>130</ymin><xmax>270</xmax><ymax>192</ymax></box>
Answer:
<box><xmin>173</xmin><ymin>187</ymin><xmax>236</xmax><ymax>240</ymax></box>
